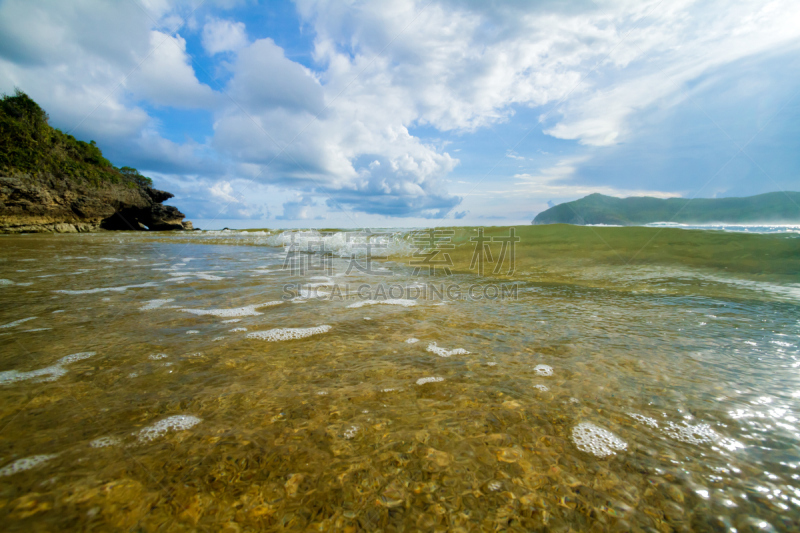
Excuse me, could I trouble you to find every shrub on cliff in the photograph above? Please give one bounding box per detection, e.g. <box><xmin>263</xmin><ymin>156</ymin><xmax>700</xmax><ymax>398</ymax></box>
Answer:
<box><xmin>0</xmin><ymin>89</ymin><xmax>152</xmax><ymax>189</ymax></box>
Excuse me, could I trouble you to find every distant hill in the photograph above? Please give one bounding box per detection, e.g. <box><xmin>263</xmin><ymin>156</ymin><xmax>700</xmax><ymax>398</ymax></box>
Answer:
<box><xmin>532</xmin><ymin>192</ymin><xmax>800</xmax><ymax>226</ymax></box>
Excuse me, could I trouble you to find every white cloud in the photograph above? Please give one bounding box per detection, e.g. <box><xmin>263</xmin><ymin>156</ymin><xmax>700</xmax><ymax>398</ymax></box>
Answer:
<box><xmin>213</xmin><ymin>34</ymin><xmax>461</xmax><ymax>217</ymax></box>
<box><xmin>209</xmin><ymin>181</ymin><xmax>240</xmax><ymax>203</ymax></box>
<box><xmin>202</xmin><ymin>17</ymin><xmax>248</xmax><ymax>55</ymax></box>
<box><xmin>227</xmin><ymin>38</ymin><xmax>324</xmax><ymax>113</ymax></box>
<box><xmin>127</xmin><ymin>31</ymin><xmax>217</xmax><ymax>108</ymax></box>
<box><xmin>514</xmin><ymin>158</ymin><xmax>681</xmax><ymax>199</ymax></box>
<box><xmin>298</xmin><ymin>0</ymin><xmax>800</xmax><ymax>146</ymax></box>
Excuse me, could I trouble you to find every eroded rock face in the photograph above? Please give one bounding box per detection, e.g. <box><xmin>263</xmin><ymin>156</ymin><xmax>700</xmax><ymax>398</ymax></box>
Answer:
<box><xmin>0</xmin><ymin>174</ymin><xmax>193</xmax><ymax>233</ymax></box>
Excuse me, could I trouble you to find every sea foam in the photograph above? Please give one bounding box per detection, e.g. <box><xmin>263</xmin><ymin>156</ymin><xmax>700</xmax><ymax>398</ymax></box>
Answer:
<box><xmin>56</xmin><ymin>282</ymin><xmax>158</xmax><ymax>294</ymax></box>
<box><xmin>247</xmin><ymin>325</ymin><xmax>332</xmax><ymax>341</ymax></box>
<box><xmin>426</xmin><ymin>342</ymin><xmax>469</xmax><ymax>357</ymax></box>
<box><xmin>179</xmin><ymin>301</ymin><xmax>282</xmax><ymax>317</ymax></box>
<box><xmin>90</xmin><ymin>436</ymin><xmax>121</xmax><ymax>448</ymax></box>
<box><xmin>347</xmin><ymin>299</ymin><xmax>416</xmax><ymax>308</ymax></box>
<box><xmin>0</xmin><ymin>317</ymin><xmax>37</xmax><ymax>329</ymax></box>
<box><xmin>139</xmin><ymin>299</ymin><xmax>175</xmax><ymax>311</ymax></box>
<box><xmin>628</xmin><ymin>413</ymin><xmax>659</xmax><ymax>428</ymax></box>
<box><xmin>137</xmin><ymin>415</ymin><xmax>202</xmax><ymax>442</ymax></box>
<box><xmin>0</xmin><ymin>352</ymin><xmax>96</xmax><ymax>385</ymax></box>
<box><xmin>571</xmin><ymin>422</ymin><xmax>627</xmax><ymax>457</ymax></box>
<box><xmin>0</xmin><ymin>454</ymin><xmax>58</xmax><ymax>476</ymax></box>
<box><xmin>662</xmin><ymin>421</ymin><xmax>717</xmax><ymax>445</ymax></box>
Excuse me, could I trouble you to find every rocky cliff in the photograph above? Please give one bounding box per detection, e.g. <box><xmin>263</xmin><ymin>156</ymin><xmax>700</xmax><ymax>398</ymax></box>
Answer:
<box><xmin>0</xmin><ymin>90</ymin><xmax>192</xmax><ymax>233</ymax></box>
<box><xmin>0</xmin><ymin>173</ymin><xmax>192</xmax><ymax>233</ymax></box>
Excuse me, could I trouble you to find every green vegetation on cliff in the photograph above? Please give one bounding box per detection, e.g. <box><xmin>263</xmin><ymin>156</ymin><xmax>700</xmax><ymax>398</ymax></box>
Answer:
<box><xmin>0</xmin><ymin>89</ymin><xmax>152</xmax><ymax>188</ymax></box>
<box><xmin>533</xmin><ymin>192</ymin><xmax>800</xmax><ymax>225</ymax></box>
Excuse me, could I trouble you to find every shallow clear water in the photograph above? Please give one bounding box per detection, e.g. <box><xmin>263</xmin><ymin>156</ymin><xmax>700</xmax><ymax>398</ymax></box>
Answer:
<box><xmin>1</xmin><ymin>230</ymin><xmax>799</xmax><ymax>531</ymax></box>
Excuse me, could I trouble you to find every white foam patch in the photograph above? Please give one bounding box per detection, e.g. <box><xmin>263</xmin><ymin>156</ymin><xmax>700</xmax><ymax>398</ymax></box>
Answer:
<box><xmin>90</xmin><ymin>436</ymin><xmax>121</xmax><ymax>448</ymax></box>
<box><xmin>296</xmin><ymin>287</ymin><xmax>329</xmax><ymax>299</ymax></box>
<box><xmin>405</xmin><ymin>338</ymin><xmax>420</xmax><ymax>344</ymax></box>
<box><xmin>179</xmin><ymin>301</ymin><xmax>282</xmax><ymax>317</ymax></box>
<box><xmin>137</xmin><ymin>415</ymin><xmax>202</xmax><ymax>442</ymax></box>
<box><xmin>149</xmin><ymin>353</ymin><xmax>168</xmax><ymax>360</ymax></box>
<box><xmin>0</xmin><ymin>317</ymin><xmax>37</xmax><ymax>329</ymax></box>
<box><xmin>629</xmin><ymin>413</ymin><xmax>659</xmax><ymax>428</ymax></box>
<box><xmin>426</xmin><ymin>342</ymin><xmax>469</xmax><ymax>357</ymax></box>
<box><xmin>194</xmin><ymin>273</ymin><xmax>224</xmax><ymax>281</ymax></box>
<box><xmin>186</xmin><ymin>330</ymin><xmax>199</xmax><ymax>334</ymax></box>
<box><xmin>58</xmin><ymin>352</ymin><xmax>95</xmax><ymax>365</ymax></box>
<box><xmin>344</xmin><ymin>425</ymin><xmax>359</xmax><ymax>439</ymax></box>
<box><xmin>0</xmin><ymin>352</ymin><xmax>96</xmax><ymax>385</ymax></box>
<box><xmin>534</xmin><ymin>364</ymin><xmax>553</xmax><ymax>376</ymax></box>
<box><xmin>347</xmin><ymin>299</ymin><xmax>416</xmax><ymax>308</ymax></box>
<box><xmin>139</xmin><ymin>299</ymin><xmax>175</xmax><ymax>311</ymax></box>
<box><xmin>534</xmin><ymin>384</ymin><xmax>549</xmax><ymax>392</ymax></box>
<box><xmin>0</xmin><ymin>279</ymin><xmax>14</xmax><ymax>285</ymax></box>
<box><xmin>662</xmin><ymin>421</ymin><xmax>717</xmax><ymax>445</ymax></box>
<box><xmin>0</xmin><ymin>454</ymin><xmax>58</xmax><ymax>476</ymax></box>
<box><xmin>230</xmin><ymin>327</ymin><xmax>247</xmax><ymax>332</ymax></box>
<box><xmin>247</xmin><ymin>325</ymin><xmax>332</xmax><ymax>341</ymax></box>
<box><xmin>571</xmin><ymin>422</ymin><xmax>628</xmax><ymax>457</ymax></box>
<box><xmin>221</xmin><ymin>319</ymin><xmax>241</xmax><ymax>324</ymax></box>
<box><xmin>56</xmin><ymin>282</ymin><xmax>158</xmax><ymax>294</ymax></box>
<box><xmin>22</xmin><ymin>328</ymin><xmax>50</xmax><ymax>333</ymax></box>
<box><xmin>416</xmin><ymin>376</ymin><xmax>444</xmax><ymax>385</ymax></box>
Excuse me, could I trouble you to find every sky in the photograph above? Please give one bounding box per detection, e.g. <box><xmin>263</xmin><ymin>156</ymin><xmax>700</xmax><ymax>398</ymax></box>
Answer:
<box><xmin>1</xmin><ymin>0</ymin><xmax>799</xmax><ymax>229</ymax></box>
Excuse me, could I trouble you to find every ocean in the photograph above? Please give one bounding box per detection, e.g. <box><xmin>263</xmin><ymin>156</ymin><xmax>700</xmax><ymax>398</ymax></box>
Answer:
<box><xmin>1</xmin><ymin>226</ymin><xmax>799</xmax><ymax>531</ymax></box>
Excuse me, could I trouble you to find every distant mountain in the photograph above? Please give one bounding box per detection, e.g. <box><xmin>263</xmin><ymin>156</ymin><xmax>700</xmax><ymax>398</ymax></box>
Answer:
<box><xmin>532</xmin><ymin>192</ymin><xmax>800</xmax><ymax>226</ymax></box>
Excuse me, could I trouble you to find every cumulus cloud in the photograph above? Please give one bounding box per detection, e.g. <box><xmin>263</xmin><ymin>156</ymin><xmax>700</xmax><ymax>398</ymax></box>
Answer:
<box><xmin>202</xmin><ymin>17</ymin><xmax>248</xmax><ymax>55</ymax></box>
<box><xmin>214</xmin><ymin>34</ymin><xmax>462</xmax><ymax>217</ymax></box>
<box><xmin>298</xmin><ymin>0</ymin><xmax>800</xmax><ymax>146</ymax></box>
<box><xmin>127</xmin><ymin>31</ymin><xmax>217</xmax><ymax>108</ymax></box>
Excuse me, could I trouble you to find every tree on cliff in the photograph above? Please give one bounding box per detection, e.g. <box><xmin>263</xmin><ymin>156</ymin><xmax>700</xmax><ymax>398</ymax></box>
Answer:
<box><xmin>0</xmin><ymin>89</ymin><xmax>152</xmax><ymax>189</ymax></box>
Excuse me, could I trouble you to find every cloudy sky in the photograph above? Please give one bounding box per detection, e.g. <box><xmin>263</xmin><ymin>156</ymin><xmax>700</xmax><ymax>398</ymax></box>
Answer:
<box><xmin>1</xmin><ymin>0</ymin><xmax>799</xmax><ymax>228</ymax></box>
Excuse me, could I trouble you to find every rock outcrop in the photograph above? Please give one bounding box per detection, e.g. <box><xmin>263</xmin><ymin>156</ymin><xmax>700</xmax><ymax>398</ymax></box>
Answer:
<box><xmin>0</xmin><ymin>90</ymin><xmax>193</xmax><ymax>233</ymax></box>
<box><xmin>0</xmin><ymin>173</ymin><xmax>193</xmax><ymax>233</ymax></box>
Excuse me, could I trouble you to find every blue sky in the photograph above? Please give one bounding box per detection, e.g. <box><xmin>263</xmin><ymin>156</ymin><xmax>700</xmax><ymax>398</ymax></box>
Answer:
<box><xmin>1</xmin><ymin>0</ymin><xmax>799</xmax><ymax>229</ymax></box>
